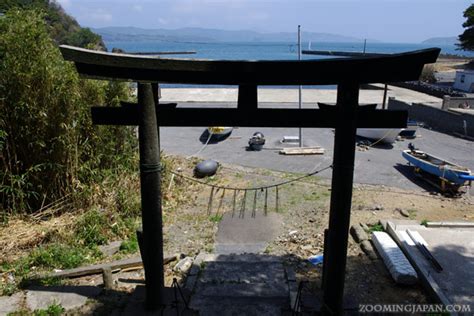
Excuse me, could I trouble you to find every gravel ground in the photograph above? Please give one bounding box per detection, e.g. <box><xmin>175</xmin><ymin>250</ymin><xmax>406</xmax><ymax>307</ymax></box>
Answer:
<box><xmin>3</xmin><ymin>159</ymin><xmax>472</xmax><ymax>314</ymax></box>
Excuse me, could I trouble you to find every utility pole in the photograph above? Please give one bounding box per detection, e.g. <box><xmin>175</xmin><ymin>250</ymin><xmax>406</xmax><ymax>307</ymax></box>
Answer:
<box><xmin>298</xmin><ymin>25</ymin><xmax>302</xmax><ymax>147</ymax></box>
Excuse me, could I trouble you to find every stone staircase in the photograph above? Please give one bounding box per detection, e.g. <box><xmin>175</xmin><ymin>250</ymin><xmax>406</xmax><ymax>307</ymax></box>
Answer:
<box><xmin>185</xmin><ymin>253</ymin><xmax>292</xmax><ymax>316</ymax></box>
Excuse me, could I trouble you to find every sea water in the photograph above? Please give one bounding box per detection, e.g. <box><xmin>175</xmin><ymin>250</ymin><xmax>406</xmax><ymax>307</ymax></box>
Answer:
<box><xmin>104</xmin><ymin>40</ymin><xmax>471</xmax><ymax>88</ymax></box>
<box><xmin>105</xmin><ymin>40</ymin><xmax>471</xmax><ymax>59</ymax></box>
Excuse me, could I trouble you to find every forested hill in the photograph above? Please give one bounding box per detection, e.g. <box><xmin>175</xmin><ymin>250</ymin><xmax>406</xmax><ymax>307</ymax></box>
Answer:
<box><xmin>0</xmin><ymin>0</ymin><xmax>106</xmax><ymax>50</ymax></box>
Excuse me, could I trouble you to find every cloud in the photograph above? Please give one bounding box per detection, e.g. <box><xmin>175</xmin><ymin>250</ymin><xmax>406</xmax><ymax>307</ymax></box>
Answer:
<box><xmin>132</xmin><ymin>4</ymin><xmax>143</xmax><ymax>12</ymax></box>
<box><xmin>89</xmin><ymin>9</ymin><xmax>113</xmax><ymax>23</ymax></box>
<box><xmin>157</xmin><ymin>18</ymin><xmax>168</xmax><ymax>26</ymax></box>
<box><xmin>56</xmin><ymin>0</ymin><xmax>71</xmax><ymax>8</ymax></box>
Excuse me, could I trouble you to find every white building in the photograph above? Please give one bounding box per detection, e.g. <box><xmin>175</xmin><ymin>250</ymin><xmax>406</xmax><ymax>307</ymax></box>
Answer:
<box><xmin>453</xmin><ymin>70</ymin><xmax>474</xmax><ymax>92</ymax></box>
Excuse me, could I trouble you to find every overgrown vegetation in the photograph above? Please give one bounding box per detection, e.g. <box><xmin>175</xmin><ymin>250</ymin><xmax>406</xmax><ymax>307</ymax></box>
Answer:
<box><xmin>0</xmin><ymin>7</ymin><xmax>188</xmax><ymax>296</ymax></box>
<box><xmin>0</xmin><ymin>0</ymin><xmax>105</xmax><ymax>49</ymax></box>
<box><xmin>0</xmin><ymin>9</ymin><xmax>135</xmax><ymax>215</ymax></box>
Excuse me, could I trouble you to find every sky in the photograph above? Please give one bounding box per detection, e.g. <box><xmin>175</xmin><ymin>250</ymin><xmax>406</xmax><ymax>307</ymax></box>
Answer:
<box><xmin>57</xmin><ymin>0</ymin><xmax>472</xmax><ymax>43</ymax></box>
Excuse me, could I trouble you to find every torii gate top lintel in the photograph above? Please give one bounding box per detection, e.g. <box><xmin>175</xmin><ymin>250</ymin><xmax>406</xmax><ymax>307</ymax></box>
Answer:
<box><xmin>60</xmin><ymin>45</ymin><xmax>439</xmax><ymax>85</ymax></box>
<box><xmin>59</xmin><ymin>45</ymin><xmax>440</xmax><ymax>314</ymax></box>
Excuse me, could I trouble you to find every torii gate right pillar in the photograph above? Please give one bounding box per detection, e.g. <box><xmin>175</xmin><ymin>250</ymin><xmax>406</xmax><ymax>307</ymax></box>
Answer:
<box><xmin>322</xmin><ymin>82</ymin><xmax>359</xmax><ymax>314</ymax></box>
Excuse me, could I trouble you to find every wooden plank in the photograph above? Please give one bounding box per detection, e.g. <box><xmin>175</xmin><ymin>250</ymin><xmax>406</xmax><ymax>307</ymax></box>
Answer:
<box><xmin>91</xmin><ymin>107</ymin><xmax>408</xmax><ymax>128</ymax></box>
<box><xmin>44</xmin><ymin>254</ymin><xmax>178</xmax><ymax>279</ymax></box>
<box><xmin>279</xmin><ymin>147</ymin><xmax>325</xmax><ymax>155</ymax></box>
<box><xmin>60</xmin><ymin>45</ymin><xmax>440</xmax><ymax>85</ymax></box>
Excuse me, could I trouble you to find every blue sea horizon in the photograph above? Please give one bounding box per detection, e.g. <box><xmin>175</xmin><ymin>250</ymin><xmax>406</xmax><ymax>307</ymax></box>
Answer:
<box><xmin>105</xmin><ymin>40</ymin><xmax>470</xmax><ymax>89</ymax></box>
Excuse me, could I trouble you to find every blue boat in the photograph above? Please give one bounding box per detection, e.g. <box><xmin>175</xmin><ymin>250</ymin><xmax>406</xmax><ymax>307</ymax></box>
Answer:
<box><xmin>402</xmin><ymin>149</ymin><xmax>474</xmax><ymax>186</ymax></box>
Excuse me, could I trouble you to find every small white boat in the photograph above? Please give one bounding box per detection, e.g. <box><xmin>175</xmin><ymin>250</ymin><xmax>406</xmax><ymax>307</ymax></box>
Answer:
<box><xmin>356</xmin><ymin>128</ymin><xmax>402</xmax><ymax>144</ymax></box>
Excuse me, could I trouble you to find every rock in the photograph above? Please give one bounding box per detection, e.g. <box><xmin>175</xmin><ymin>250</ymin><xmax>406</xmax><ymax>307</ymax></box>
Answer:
<box><xmin>300</xmin><ymin>245</ymin><xmax>313</xmax><ymax>251</ymax></box>
<box><xmin>360</xmin><ymin>240</ymin><xmax>378</xmax><ymax>260</ymax></box>
<box><xmin>288</xmin><ymin>230</ymin><xmax>298</xmax><ymax>236</ymax></box>
<box><xmin>350</xmin><ymin>225</ymin><xmax>368</xmax><ymax>243</ymax></box>
<box><xmin>359</xmin><ymin>223</ymin><xmax>370</xmax><ymax>232</ymax></box>
<box><xmin>99</xmin><ymin>240</ymin><xmax>122</xmax><ymax>257</ymax></box>
<box><xmin>372</xmin><ymin>205</ymin><xmax>384</xmax><ymax>211</ymax></box>
<box><xmin>194</xmin><ymin>160</ymin><xmax>219</xmax><ymax>178</ymax></box>
<box><xmin>174</xmin><ymin>257</ymin><xmax>194</xmax><ymax>274</ymax></box>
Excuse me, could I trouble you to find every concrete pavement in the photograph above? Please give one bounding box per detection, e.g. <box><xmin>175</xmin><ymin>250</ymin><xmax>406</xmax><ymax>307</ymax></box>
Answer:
<box><xmin>158</xmin><ymin>87</ymin><xmax>472</xmax><ymax>193</ymax></box>
<box><xmin>161</xmin><ymin>86</ymin><xmax>442</xmax><ymax>105</ymax></box>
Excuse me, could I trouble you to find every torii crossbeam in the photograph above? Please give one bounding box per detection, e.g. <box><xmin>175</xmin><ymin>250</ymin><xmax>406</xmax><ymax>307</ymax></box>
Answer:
<box><xmin>60</xmin><ymin>45</ymin><xmax>439</xmax><ymax>314</ymax></box>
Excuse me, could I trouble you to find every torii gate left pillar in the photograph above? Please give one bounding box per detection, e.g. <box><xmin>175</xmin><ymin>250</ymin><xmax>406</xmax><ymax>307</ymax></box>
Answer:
<box><xmin>136</xmin><ymin>83</ymin><xmax>164</xmax><ymax>309</ymax></box>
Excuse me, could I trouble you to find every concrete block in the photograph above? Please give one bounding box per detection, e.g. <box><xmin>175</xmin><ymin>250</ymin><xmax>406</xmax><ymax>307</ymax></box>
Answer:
<box><xmin>26</xmin><ymin>286</ymin><xmax>101</xmax><ymax>311</ymax></box>
<box><xmin>0</xmin><ymin>292</ymin><xmax>23</xmax><ymax>315</ymax></box>
<box><xmin>426</xmin><ymin>221</ymin><xmax>474</xmax><ymax>228</ymax></box>
<box><xmin>371</xmin><ymin>231</ymin><xmax>418</xmax><ymax>285</ymax></box>
<box><xmin>350</xmin><ymin>225</ymin><xmax>368</xmax><ymax>243</ymax></box>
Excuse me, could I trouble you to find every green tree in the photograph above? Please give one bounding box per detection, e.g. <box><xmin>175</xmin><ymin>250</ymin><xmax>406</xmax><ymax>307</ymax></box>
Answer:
<box><xmin>0</xmin><ymin>0</ymin><xmax>105</xmax><ymax>49</ymax></box>
<box><xmin>0</xmin><ymin>9</ymin><xmax>134</xmax><ymax>213</ymax></box>
<box><xmin>458</xmin><ymin>4</ymin><xmax>474</xmax><ymax>51</ymax></box>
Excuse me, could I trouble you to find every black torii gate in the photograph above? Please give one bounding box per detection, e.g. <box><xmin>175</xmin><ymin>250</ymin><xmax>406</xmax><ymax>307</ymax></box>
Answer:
<box><xmin>60</xmin><ymin>45</ymin><xmax>439</xmax><ymax>314</ymax></box>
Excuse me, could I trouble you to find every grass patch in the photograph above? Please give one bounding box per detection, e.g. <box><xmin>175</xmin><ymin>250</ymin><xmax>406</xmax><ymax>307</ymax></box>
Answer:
<box><xmin>368</xmin><ymin>223</ymin><xmax>384</xmax><ymax>233</ymax></box>
<box><xmin>74</xmin><ymin>209</ymin><xmax>109</xmax><ymax>247</ymax></box>
<box><xmin>421</xmin><ymin>219</ymin><xmax>429</xmax><ymax>227</ymax></box>
<box><xmin>264</xmin><ymin>244</ymin><xmax>273</xmax><ymax>254</ymax></box>
<box><xmin>303</xmin><ymin>192</ymin><xmax>321</xmax><ymax>201</ymax></box>
<box><xmin>407</xmin><ymin>209</ymin><xmax>418</xmax><ymax>220</ymax></box>
<box><xmin>1</xmin><ymin>282</ymin><xmax>17</xmax><ymax>296</ymax></box>
<box><xmin>0</xmin><ymin>243</ymin><xmax>101</xmax><ymax>295</ymax></box>
<box><xmin>1</xmin><ymin>154</ymin><xmax>188</xmax><ymax>296</ymax></box>
<box><xmin>120</xmin><ymin>234</ymin><xmax>139</xmax><ymax>254</ymax></box>
<box><xmin>6</xmin><ymin>303</ymin><xmax>65</xmax><ymax>316</ymax></box>
<box><xmin>208</xmin><ymin>214</ymin><xmax>223</xmax><ymax>223</ymax></box>
<box><xmin>29</xmin><ymin>244</ymin><xmax>97</xmax><ymax>270</ymax></box>
<box><xmin>34</xmin><ymin>303</ymin><xmax>65</xmax><ymax>316</ymax></box>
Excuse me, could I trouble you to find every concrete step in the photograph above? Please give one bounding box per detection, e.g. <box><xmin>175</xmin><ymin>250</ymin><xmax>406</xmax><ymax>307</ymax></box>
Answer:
<box><xmin>194</xmin><ymin>282</ymin><xmax>289</xmax><ymax>298</ymax></box>
<box><xmin>191</xmin><ymin>299</ymin><xmax>288</xmax><ymax>316</ymax></box>
<box><xmin>188</xmin><ymin>254</ymin><xmax>291</xmax><ymax>315</ymax></box>
<box><xmin>195</xmin><ymin>253</ymin><xmax>282</xmax><ymax>263</ymax></box>
<box><xmin>199</xmin><ymin>261</ymin><xmax>286</xmax><ymax>283</ymax></box>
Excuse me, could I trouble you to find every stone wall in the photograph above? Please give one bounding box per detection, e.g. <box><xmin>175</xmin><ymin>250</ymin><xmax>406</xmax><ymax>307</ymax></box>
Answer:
<box><xmin>388</xmin><ymin>97</ymin><xmax>474</xmax><ymax>137</ymax></box>
<box><xmin>390</xmin><ymin>82</ymin><xmax>463</xmax><ymax>98</ymax></box>
<box><xmin>442</xmin><ymin>96</ymin><xmax>474</xmax><ymax>110</ymax></box>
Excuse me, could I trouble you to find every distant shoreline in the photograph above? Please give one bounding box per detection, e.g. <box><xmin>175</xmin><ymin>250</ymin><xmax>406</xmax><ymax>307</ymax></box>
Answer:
<box><xmin>439</xmin><ymin>53</ymin><xmax>473</xmax><ymax>60</ymax></box>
